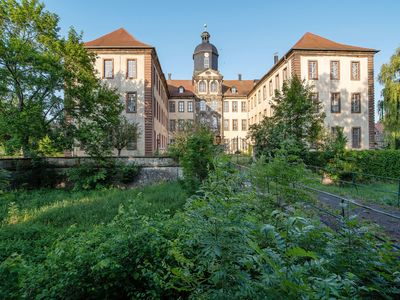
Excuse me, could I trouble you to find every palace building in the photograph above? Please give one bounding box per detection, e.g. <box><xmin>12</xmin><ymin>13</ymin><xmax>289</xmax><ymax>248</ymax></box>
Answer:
<box><xmin>75</xmin><ymin>27</ymin><xmax>378</xmax><ymax>156</ymax></box>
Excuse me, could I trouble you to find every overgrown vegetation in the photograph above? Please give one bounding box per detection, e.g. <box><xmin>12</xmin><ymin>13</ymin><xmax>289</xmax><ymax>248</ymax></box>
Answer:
<box><xmin>67</xmin><ymin>159</ymin><xmax>140</xmax><ymax>190</ymax></box>
<box><xmin>1</xmin><ymin>158</ymin><xmax>399</xmax><ymax>299</ymax></box>
<box><xmin>169</xmin><ymin>125</ymin><xmax>220</xmax><ymax>193</ymax></box>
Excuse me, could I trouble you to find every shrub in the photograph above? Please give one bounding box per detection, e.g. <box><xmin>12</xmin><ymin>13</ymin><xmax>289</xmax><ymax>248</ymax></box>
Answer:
<box><xmin>0</xmin><ymin>168</ymin><xmax>11</xmax><ymax>192</ymax></box>
<box><xmin>12</xmin><ymin>159</ymin><xmax>62</xmax><ymax>189</ymax></box>
<box><xmin>67</xmin><ymin>159</ymin><xmax>140</xmax><ymax>190</ymax></box>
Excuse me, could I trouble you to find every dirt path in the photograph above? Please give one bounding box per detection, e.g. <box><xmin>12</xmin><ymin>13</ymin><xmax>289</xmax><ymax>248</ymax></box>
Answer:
<box><xmin>316</xmin><ymin>192</ymin><xmax>400</xmax><ymax>242</ymax></box>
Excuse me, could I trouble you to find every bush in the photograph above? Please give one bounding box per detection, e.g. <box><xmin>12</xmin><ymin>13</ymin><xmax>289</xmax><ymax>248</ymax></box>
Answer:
<box><xmin>0</xmin><ymin>168</ymin><xmax>11</xmax><ymax>192</ymax></box>
<box><xmin>67</xmin><ymin>159</ymin><xmax>140</xmax><ymax>190</ymax></box>
<box><xmin>12</xmin><ymin>159</ymin><xmax>63</xmax><ymax>189</ymax></box>
<box><xmin>304</xmin><ymin>150</ymin><xmax>400</xmax><ymax>179</ymax></box>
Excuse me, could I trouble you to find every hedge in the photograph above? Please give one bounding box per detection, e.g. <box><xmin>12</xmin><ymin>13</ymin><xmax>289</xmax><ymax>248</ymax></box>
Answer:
<box><xmin>304</xmin><ymin>150</ymin><xmax>400</xmax><ymax>179</ymax></box>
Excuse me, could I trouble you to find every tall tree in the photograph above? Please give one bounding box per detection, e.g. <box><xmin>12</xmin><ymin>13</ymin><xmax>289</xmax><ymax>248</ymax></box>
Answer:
<box><xmin>379</xmin><ymin>47</ymin><xmax>400</xmax><ymax>149</ymax></box>
<box><xmin>248</xmin><ymin>76</ymin><xmax>325</xmax><ymax>157</ymax></box>
<box><xmin>0</xmin><ymin>0</ymin><xmax>122</xmax><ymax>157</ymax></box>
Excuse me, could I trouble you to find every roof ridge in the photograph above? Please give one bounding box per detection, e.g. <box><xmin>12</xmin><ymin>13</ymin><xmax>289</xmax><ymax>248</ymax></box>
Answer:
<box><xmin>84</xmin><ymin>28</ymin><xmax>152</xmax><ymax>48</ymax></box>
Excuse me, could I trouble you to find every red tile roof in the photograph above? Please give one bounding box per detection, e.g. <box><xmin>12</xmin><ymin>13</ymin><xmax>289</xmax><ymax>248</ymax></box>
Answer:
<box><xmin>222</xmin><ymin>80</ymin><xmax>254</xmax><ymax>96</ymax></box>
<box><xmin>84</xmin><ymin>28</ymin><xmax>152</xmax><ymax>48</ymax></box>
<box><xmin>292</xmin><ymin>32</ymin><xmax>377</xmax><ymax>52</ymax></box>
<box><xmin>167</xmin><ymin>80</ymin><xmax>195</xmax><ymax>97</ymax></box>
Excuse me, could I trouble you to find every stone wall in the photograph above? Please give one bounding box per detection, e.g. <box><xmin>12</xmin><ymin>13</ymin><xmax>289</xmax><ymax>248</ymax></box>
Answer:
<box><xmin>0</xmin><ymin>157</ymin><xmax>182</xmax><ymax>187</ymax></box>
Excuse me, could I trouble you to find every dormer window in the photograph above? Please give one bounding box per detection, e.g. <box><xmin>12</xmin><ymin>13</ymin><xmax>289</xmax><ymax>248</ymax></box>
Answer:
<box><xmin>210</xmin><ymin>81</ymin><xmax>218</xmax><ymax>93</ymax></box>
<box><xmin>178</xmin><ymin>86</ymin><xmax>185</xmax><ymax>94</ymax></box>
<box><xmin>231</xmin><ymin>86</ymin><xmax>237</xmax><ymax>94</ymax></box>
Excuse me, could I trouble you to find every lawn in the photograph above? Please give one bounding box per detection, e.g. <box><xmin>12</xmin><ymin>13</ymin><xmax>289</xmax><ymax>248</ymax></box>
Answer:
<box><xmin>305</xmin><ymin>173</ymin><xmax>399</xmax><ymax>207</ymax></box>
<box><xmin>0</xmin><ymin>182</ymin><xmax>187</xmax><ymax>263</ymax></box>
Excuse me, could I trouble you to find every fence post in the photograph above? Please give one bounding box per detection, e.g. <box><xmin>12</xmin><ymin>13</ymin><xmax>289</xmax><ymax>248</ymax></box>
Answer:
<box><xmin>341</xmin><ymin>198</ymin><xmax>345</xmax><ymax>218</ymax></box>
<box><xmin>397</xmin><ymin>179</ymin><xmax>400</xmax><ymax>207</ymax></box>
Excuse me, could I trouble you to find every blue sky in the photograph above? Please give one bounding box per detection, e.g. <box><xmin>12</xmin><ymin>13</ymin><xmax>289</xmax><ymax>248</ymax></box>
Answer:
<box><xmin>43</xmin><ymin>0</ymin><xmax>399</xmax><ymax>111</ymax></box>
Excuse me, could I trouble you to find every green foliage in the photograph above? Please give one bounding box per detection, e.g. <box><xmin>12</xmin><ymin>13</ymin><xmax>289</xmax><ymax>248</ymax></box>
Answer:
<box><xmin>0</xmin><ymin>162</ymin><xmax>399</xmax><ymax>298</ymax></box>
<box><xmin>249</xmin><ymin>76</ymin><xmax>325</xmax><ymax>158</ymax></box>
<box><xmin>0</xmin><ymin>0</ymin><xmax>123</xmax><ymax>158</ymax></box>
<box><xmin>305</xmin><ymin>149</ymin><xmax>400</xmax><ymax>179</ymax></box>
<box><xmin>0</xmin><ymin>168</ymin><xmax>11</xmax><ymax>192</ymax></box>
<box><xmin>67</xmin><ymin>159</ymin><xmax>140</xmax><ymax>190</ymax></box>
<box><xmin>111</xmin><ymin>116</ymin><xmax>140</xmax><ymax>156</ymax></box>
<box><xmin>379</xmin><ymin>46</ymin><xmax>400</xmax><ymax>149</ymax></box>
<box><xmin>170</xmin><ymin>125</ymin><xmax>220</xmax><ymax>193</ymax></box>
<box><xmin>12</xmin><ymin>158</ymin><xmax>62</xmax><ymax>189</ymax></box>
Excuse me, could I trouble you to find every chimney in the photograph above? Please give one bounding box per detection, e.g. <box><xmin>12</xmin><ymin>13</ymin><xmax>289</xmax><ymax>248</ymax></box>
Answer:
<box><xmin>168</xmin><ymin>73</ymin><xmax>172</xmax><ymax>80</ymax></box>
<box><xmin>274</xmin><ymin>53</ymin><xmax>279</xmax><ymax>64</ymax></box>
<box><xmin>238</xmin><ymin>73</ymin><xmax>242</xmax><ymax>81</ymax></box>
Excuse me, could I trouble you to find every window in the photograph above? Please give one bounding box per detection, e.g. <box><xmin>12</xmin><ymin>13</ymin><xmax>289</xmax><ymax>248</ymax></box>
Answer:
<box><xmin>210</xmin><ymin>81</ymin><xmax>218</xmax><ymax>93</ymax></box>
<box><xmin>103</xmin><ymin>59</ymin><xmax>113</xmax><ymax>79</ymax></box>
<box><xmin>187</xmin><ymin>101</ymin><xmax>193</xmax><ymax>112</ymax></box>
<box><xmin>352</xmin><ymin>127</ymin><xmax>361</xmax><ymax>148</ymax></box>
<box><xmin>351</xmin><ymin>93</ymin><xmax>361</xmax><ymax>113</ymax></box>
<box><xmin>127</xmin><ymin>135</ymin><xmax>137</xmax><ymax>150</ymax></box>
<box><xmin>178</xmin><ymin>119</ymin><xmax>184</xmax><ymax>131</ymax></box>
<box><xmin>311</xmin><ymin>93</ymin><xmax>319</xmax><ymax>112</ymax></box>
<box><xmin>204</xmin><ymin>56</ymin><xmax>209</xmax><ymax>68</ymax></box>
<box><xmin>178</xmin><ymin>86</ymin><xmax>185</xmax><ymax>93</ymax></box>
<box><xmin>200</xmin><ymin>100</ymin><xmax>206</xmax><ymax>111</ymax></box>
<box><xmin>232</xmin><ymin>119</ymin><xmax>238</xmax><ymax>131</ymax></box>
<box><xmin>351</xmin><ymin>61</ymin><xmax>360</xmax><ymax>80</ymax></box>
<box><xmin>231</xmin><ymin>86</ymin><xmax>237</xmax><ymax>94</ymax></box>
<box><xmin>199</xmin><ymin>81</ymin><xmax>206</xmax><ymax>93</ymax></box>
<box><xmin>169</xmin><ymin>119</ymin><xmax>176</xmax><ymax>132</ymax></box>
<box><xmin>241</xmin><ymin>101</ymin><xmax>247</xmax><ymax>112</ymax></box>
<box><xmin>223</xmin><ymin>101</ymin><xmax>229</xmax><ymax>112</ymax></box>
<box><xmin>264</xmin><ymin>109</ymin><xmax>267</xmax><ymax>115</ymax></box>
<box><xmin>275</xmin><ymin>74</ymin><xmax>280</xmax><ymax>91</ymax></box>
<box><xmin>331</xmin><ymin>93</ymin><xmax>341</xmax><ymax>113</ymax></box>
<box><xmin>232</xmin><ymin>101</ymin><xmax>238</xmax><ymax>112</ymax></box>
<box><xmin>269</xmin><ymin>80</ymin><xmax>273</xmax><ymax>96</ymax></box>
<box><xmin>178</xmin><ymin>101</ymin><xmax>184</xmax><ymax>112</ymax></box>
<box><xmin>263</xmin><ymin>85</ymin><xmax>266</xmax><ymax>100</ymax></box>
<box><xmin>127</xmin><ymin>59</ymin><xmax>137</xmax><ymax>79</ymax></box>
<box><xmin>232</xmin><ymin>138</ymin><xmax>238</xmax><ymax>151</ymax></box>
<box><xmin>223</xmin><ymin>119</ymin><xmax>229</xmax><ymax>131</ymax></box>
<box><xmin>258</xmin><ymin>90</ymin><xmax>261</xmax><ymax>104</ymax></box>
<box><xmin>308</xmin><ymin>60</ymin><xmax>318</xmax><ymax>80</ymax></box>
<box><xmin>283</xmin><ymin>67</ymin><xmax>288</xmax><ymax>81</ymax></box>
<box><xmin>126</xmin><ymin>92</ymin><xmax>137</xmax><ymax>113</ymax></box>
<box><xmin>169</xmin><ymin>101</ymin><xmax>175</xmax><ymax>113</ymax></box>
<box><xmin>210</xmin><ymin>100</ymin><xmax>218</xmax><ymax>111</ymax></box>
<box><xmin>330</xmin><ymin>61</ymin><xmax>340</xmax><ymax>80</ymax></box>
<box><xmin>241</xmin><ymin>119</ymin><xmax>247</xmax><ymax>131</ymax></box>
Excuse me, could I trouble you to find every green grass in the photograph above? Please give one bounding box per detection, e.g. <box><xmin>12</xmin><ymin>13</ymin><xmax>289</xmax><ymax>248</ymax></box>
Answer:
<box><xmin>0</xmin><ymin>182</ymin><xmax>187</xmax><ymax>262</ymax></box>
<box><xmin>305</xmin><ymin>173</ymin><xmax>399</xmax><ymax>207</ymax></box>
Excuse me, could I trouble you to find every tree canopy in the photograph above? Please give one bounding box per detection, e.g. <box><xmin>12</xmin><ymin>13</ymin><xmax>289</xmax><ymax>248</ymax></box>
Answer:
<box><xmin>248</xmin><ymin>76</ymin><xmax>325</xmax><ymax>157</ymax></box>
<box><xmin>379</xmin><ymin>47</ymin><xmax>400</xmax><ymax>149</ymax></box>
<box><xmin>0</xmin><ymin>0</ymin><xmax>122</xmax><ymax>157</ymax></box>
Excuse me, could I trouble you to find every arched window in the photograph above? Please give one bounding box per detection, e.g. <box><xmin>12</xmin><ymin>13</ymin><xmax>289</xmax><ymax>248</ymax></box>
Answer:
<box><xmin>199</xmin><ymin>81</ymin><xmax>206</xmax><ymax>93</ymax></box>
<box><xmin>210</xmin><ymin>81</ymin><xmax>218</xmax><ymax>93</ymax></box>
<box><xmin>178</xmin><ymin>86</ymin><xmax>185</xmax><ymax>93</ymax></box>
<box><xmin>231</xmin><ymin>86</ymin><xmax>237</xmax><ymax>94</ymax></box>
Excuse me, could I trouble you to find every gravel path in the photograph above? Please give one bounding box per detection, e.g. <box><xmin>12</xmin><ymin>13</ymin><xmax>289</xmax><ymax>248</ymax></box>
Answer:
<box><xmin>316</xmin><ymin>192</ymin><xmax>400</xmax><ymax>242</ymax></box>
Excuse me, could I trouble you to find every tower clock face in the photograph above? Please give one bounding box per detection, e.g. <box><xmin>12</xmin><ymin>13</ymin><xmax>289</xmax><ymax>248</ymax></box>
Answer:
<box><xmin>204</xmin><ymin>53</ymin><xmax>209</xmax><ymax>58</ymax></box>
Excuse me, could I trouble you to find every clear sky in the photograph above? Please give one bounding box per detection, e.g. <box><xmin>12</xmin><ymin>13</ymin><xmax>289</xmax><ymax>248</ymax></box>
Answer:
<box><xmin>43</xmin><ymin>0</ymin><xmax>399</xmax><ymax>114</ymax></box>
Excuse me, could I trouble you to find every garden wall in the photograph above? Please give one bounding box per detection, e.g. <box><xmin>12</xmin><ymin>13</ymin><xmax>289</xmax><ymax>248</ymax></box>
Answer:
<box><xmin>0</xmin><ymin>157</ymin><xmax>182</xmax><ymax>187</ymax></box>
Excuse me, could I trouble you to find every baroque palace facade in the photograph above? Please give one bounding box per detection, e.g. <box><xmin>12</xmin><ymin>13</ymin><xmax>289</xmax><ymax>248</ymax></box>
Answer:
<box><xmin>75</xmin><ymin>27</ymin><xmax>378</xmax><ymax>156</ymax></box>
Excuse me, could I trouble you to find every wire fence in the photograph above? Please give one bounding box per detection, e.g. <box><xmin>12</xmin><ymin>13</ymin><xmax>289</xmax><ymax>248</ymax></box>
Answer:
<box><xmin>230</xmin><ymin>160</ymin><xmax>400</xmax><ymax>249</ymax></box>
<box><xmin>305</xmin><ymin>164</ymin><xmax>400</xmax><ymax>207</ymax></box>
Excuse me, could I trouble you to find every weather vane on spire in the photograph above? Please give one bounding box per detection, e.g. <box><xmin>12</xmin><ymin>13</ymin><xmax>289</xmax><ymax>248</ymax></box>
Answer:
<box><xmin>204</xmin><ymin>23</ymin><xmax>207</xmax><ymax>31</ymax></box>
